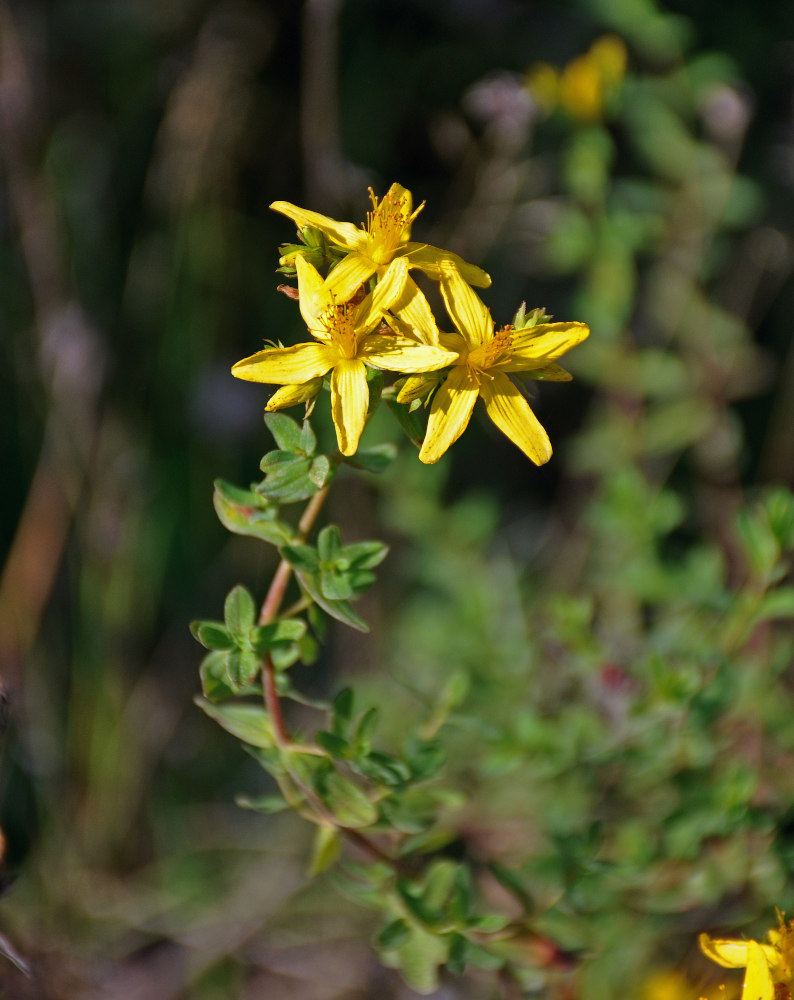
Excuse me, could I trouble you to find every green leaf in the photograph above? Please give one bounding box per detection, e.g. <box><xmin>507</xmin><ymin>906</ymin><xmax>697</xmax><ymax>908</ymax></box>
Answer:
<box><xmin>458</xmin><ymin>940</ymin><xmax>504</xmax><ymax>971</ymax></box>
<box><xmin>251</xmin><ymin>618</ymin><xmax>307</xmax><ymax>654</ymax></box>
<box><xmin>281</xmin><ymin>544</ymin><xmax>320</xmax><ymax>574</ymax></box>
<box><xmin>213</xmin><ymin>479</ymin><xmax>292</xmax><ymax>545</ymax></box>
<box><xmin>376</xmin><ymin>918</ymin><xmax>411</xmax><ymax>950</ymax></box>
<box><xmin>190</xmin><ymin>620</ymin><xmax>234</xmax><ymax>651</ymax></box>
<box><xmin>316</xmin><ymin>731</ymin><xmax>350</xmax><ymax>758</ymax></box>
<box><xmin>321</xmin><ymin>770</ymin><xmax>378</xmax><ymax>828</ymax></box>
<box><xmin>264</xmin><ymin>411</ymin><xmax>305</xmax><ymax>452</ymax></box>
<box><xmin>736</xmin><ymin>508</ymin><xmax>779</xmax><ymax>578</ymax></box>
<box><xmin>318</xmin><ymin>524</ymin><xmax>342</xmax><ymax>563</ymax></box>
<box><xmin>755</xmin><ymin>587</ymin><xmax>794</xmax><ymax>621</ymax></box>
<box><xmin>299</xmin><ymin>419</ymin><xmax>317</xmax><ymax>455</ymax></box>
<box><xmin>270</xmin><ymin>644</ymin><xmax>301</xmax><ymax>670</ymax></box>
<box><xmin>235</xmin><ymin>793</ymin><xmax>288</xmax><ymax>813</ymax></box>
<box><xmin>385</xmin><ymin>398</ymin><xmax>425</xmax><ymax>448</ymax></box>
<box><xmin>384</xmin><ymin>925</ymin><xmax>448</xmax><ymax>994</ymax></box>
<box><xmin>344</xmin><ymin>443</ymin><xmax>397</xmax><ymax>473</ymax></box>
<box><xmin>355</xmin><ymin>751</ymin><xmax>410</xmax><ymax>787</ymax></box>
<box><xmin>295</xmin><ymin>570</ymin><xmax>369</xmax><ymax>632</ymax></box>
<box><xmin>404</xmin><ymin>739</ymin><xmax>446</xmax><ymax>780</ymax></box>
<box><xmin>199</xmin><ymin>651</ymin><xmax>237</xmax><ymax>702</ymax></box>
<box><xmin>224</xmin><ymin>585</ymin><xmax>256</xmax><ymax>645</ymax></box>
<box><xmin>423</xmin><ymin>859</ymin><xmax>459</xmax><ymax>911</ymax></box>
<box><xmin>353</xmin><ymin>707</ymin><xmax>380</xmax><ymax>751</ymax></box>
<box><xmin>321</xmin><ymin>567</ymin><xmax>355</xmax><ymax>601</ymax></box>
<box><xmin>258</xmin><ymin>446</ymin><xmax>333</xmax><ymax>503</ymax></box>
<box><xmin>309</xmin><ymin>824</ymin><xmax>342</xmax><ymax>876</ymax></box>
<box><xmin>227</xmin><ymin>647</ymin><xmax>260</xmax><ymax>687</ymax></box>
<box><xmin>195</xmin><ymin>697</ymin><xmax>275</xmax><ymax>748</ymax></box>
<box><xmin>366</xmin><ymin>368</ymin><xmax>384</xmax><ymax>414</ymax></box>
<box><xmin>309</xmin><ymin>455</ymin><xmax>332</xmax><ymax>488</ymax></box>
<box><xmin>342</xmin><ymin>541</ymin><xmax>389</xmax><ymax>570</ymax></box>
<box><xmin>331</xmin><ymin>688</ymin><xmax>355</xmax><ymax>736</ymax></box>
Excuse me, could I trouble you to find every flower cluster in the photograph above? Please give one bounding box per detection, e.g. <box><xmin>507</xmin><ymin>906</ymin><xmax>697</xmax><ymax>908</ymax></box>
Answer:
<box><xmin>233</xmin><ymin>183</ymin><xmax>589</xmax><ymax>462</ymax></box>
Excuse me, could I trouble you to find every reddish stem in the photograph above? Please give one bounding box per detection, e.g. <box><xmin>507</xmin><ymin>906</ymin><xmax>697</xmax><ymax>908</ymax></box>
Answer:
<box><xmin>258</xmin><ymin>484</ymin><xmax>331</xmax><ymax>744</ymax></box>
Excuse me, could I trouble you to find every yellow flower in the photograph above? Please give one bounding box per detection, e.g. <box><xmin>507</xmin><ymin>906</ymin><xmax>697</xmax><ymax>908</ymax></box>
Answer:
<box><xmin>699</xmin><ymin>914</ymin><xmax>794</xmax><ymax>1000</ymax></box>
<box><xmin>395</xmin><ymin>266</ymin><xmax>589</xmax><ymax>464</ymax></box>
<box><xmin>271</xmin><ymin>183</ymin><xmax>491</xmax><ymax>308</ymax></box>
<box><xmin>231</xmin><ymin>256</ymin><xmax>456</xmax><ymax>456</ymax></box>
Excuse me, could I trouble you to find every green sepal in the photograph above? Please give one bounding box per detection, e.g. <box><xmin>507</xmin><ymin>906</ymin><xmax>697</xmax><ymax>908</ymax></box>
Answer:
<box><xmin>343</xmin><ymin>443</ymin><xmax>397</xmax><ymax>473</ymax></box>
<box><xmin>190</xmin><ymin>620</ymin><xmax>234</xmax><ymax>651</ymax></box>
<box><xmin>195</xmin><ymin>697</ymin><xmax>275</xmax><ymax>749</ymax></box>
<box><xmin>213</xmin><ymin>479</ymin><xmax>292</xmax><ymax>545</ymax></box>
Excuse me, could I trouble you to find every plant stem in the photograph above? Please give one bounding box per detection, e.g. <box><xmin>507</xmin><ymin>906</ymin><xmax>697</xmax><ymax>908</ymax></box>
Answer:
<box><xmin>255</xmin><ymin>470</ymin><xmax>401</xmax><ymax>868</ymax></box>
<box><xmin>259</xmin><ymin>483</ymin><xmax>331</xmax><ymax>745</ymax></box>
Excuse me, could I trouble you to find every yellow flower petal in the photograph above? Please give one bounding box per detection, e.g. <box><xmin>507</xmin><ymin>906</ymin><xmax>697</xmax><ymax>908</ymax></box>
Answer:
<box><xmin>388</xmin><ymin>276</ymin><xmax>440</xmax><ymax>345</ymax></box>
<box><xmin>438</xmin><ymin>267</ymin><xmax>493</xmax><ymax>347</ymax></box>
<box><xmin>353</xmin><ymin>257</ymin><xmax>409</xmax><ymax>333</ymax></box>
<box><xmin>480</xmin><ymin>371</ymin><xmax>552</xmax><ymax>465</ymax></box>
<box><xmin>270</xmin><ymin>201</ymin><xmax>367</xmax><ymax>252</ymax></box>
<box><xmin>323</xmin><ymin>252</ymin><xmax>378</xmax><ymax>303</ymax></box>
<box><xmin>744</xmin><ymin>941</ymin><xmax>775</xmax><ymax>1000</ymax></box>
<box><xmin>359</xmin><ymin>333</ymin><xmax>456</xmax><ymax>373</ymax></box>
<box><xmin>295</xmin><ymin>256</ymin><xmax>329</xmax><ymax>335</ymax></box>
<box><xmin>698</xmin><ymin>935</ymin><xmax>779</xmax><ymax>971</ymax></box>
<box><xmin>505</xmin><ymin>321</ymin><xmax>590</xmax><ymax>367</ymax></box>
<box><xmin>232</xmin><ymin>342</ymin><xmax>335</xmax><ymax>384</ymax></box>
<box><xmin>395</xmin><ymin>372</ymin><xmax>443</xmax><ymax>404</ymax></box>
<box><xmin>419</xmin><ymin>365</ymin><xmax>479</xmax><ymax>464</ymax></box>
<box><xmin>265</xmin><ymin>378</ymin><xmax>323</xmax><ymax>410</ymax></box>
<box><xmin>404</xmin><ymin>244</ymin><xmax>491</xmax><ymax>288</ymax></box>
<box><xmin>330</xmin><ymin>358</ymin><xmax>369</xmax><ymax>456</ymax></box>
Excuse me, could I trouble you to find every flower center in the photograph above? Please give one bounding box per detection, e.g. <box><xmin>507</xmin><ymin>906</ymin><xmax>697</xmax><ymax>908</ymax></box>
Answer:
<box><xmin>365</xmin><ymin>187</ymin><xmax>412</xmax><ymax>264</ymax></box>
<box><xmin>325</xmin><ymin>302</ymin><xmax>359</xmax><ymax>359</ymax></box>
<box><xmin>469</xmin><ymin>324</ymin><xmax>514</xmax><ymax>372</ymax></box>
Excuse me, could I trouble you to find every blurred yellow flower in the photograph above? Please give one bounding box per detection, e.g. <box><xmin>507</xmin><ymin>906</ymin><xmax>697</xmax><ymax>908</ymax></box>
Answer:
<box><xmin>271</xmin><ymin>183</ymin><xmax>491</xmax><ymax>308</ymax></box>
<box><xmin>526</xmin><ymin>34</ymin><xmax>627</xmax><ymax>122</ymax></box>
<box><xmin>231</xmin><ymin>257</ymin><xmax>455</xmax><ymax>456</ymax></box>
<box><xmin>700</xmin><ymin>913</ymin><xmax>794</xmax><ymax>1000</ymax></box>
